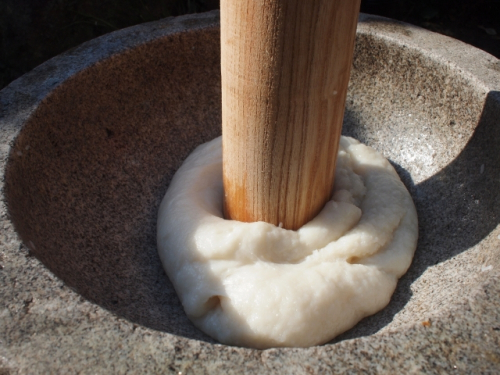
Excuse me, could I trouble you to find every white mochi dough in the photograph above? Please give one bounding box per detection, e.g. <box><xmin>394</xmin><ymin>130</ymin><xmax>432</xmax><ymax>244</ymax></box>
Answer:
<box><xmin>157</xmin><ymin>136</ymin><xmax>418</xmax><ymax>349</ymax></box>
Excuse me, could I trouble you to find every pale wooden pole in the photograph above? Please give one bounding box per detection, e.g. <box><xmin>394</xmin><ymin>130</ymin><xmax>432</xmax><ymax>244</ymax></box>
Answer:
<box><xmin>221</xmin><ymin>0</ymin><xmax>361</xmax><ymax>230</ymax></box>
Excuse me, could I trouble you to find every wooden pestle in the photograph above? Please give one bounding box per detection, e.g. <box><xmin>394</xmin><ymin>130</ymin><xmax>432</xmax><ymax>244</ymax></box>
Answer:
<box><xmin>221</xmin><ymin>0</ymin><xmax>361</xmax><ymax>230</ymax></box>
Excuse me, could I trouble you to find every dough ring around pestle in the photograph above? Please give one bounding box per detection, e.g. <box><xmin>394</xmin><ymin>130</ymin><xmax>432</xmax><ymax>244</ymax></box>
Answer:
<box><xmin>157</xmin><ymin>136</ymin><xmax>418</xmax><ymax>349</ymax></box>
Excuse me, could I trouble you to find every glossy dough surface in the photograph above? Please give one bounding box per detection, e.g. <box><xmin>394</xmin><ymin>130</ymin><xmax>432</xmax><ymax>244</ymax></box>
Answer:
<box><xmin>157</xmin><ymin>136</ymin><xmax>418</xmax><ymax>348</ymax></box>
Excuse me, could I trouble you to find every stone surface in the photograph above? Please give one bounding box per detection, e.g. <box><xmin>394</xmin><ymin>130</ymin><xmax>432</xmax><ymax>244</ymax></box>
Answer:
<box><xmin>1</xmin><ymin>10</ymin><xmax>499</xmax><ymax>374</ymax></box>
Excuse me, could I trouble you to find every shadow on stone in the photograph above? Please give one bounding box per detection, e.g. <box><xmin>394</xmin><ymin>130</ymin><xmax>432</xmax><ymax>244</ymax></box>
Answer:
<box><xmin>3</xmin><ymin>11</ymin><xmax>499</xmax><ymax>346</ymax></box>
<box><xmin>335</xmin><ymin>90</ymin><xmax>500</xmax><ymax>342</ymax></box>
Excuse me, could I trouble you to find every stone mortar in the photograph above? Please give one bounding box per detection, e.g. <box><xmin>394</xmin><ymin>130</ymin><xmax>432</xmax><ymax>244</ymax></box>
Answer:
<box><xmin>1</xmin><ymin>10</ymin><xmax>499</xmax><ymax>374</ymax></box>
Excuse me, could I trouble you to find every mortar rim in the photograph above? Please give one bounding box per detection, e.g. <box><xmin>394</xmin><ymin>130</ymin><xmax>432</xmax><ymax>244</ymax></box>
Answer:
<box><xmin>1</xmin><ymin>10</ymin><xmax>499</xmax><ymax>373</ymax></box>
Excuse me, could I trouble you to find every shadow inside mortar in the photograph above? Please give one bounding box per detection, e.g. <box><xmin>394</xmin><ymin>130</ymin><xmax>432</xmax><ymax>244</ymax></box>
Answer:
<box><xmin>3</xmin><ymin>26</ymin><xmax>224</xmax><ymax>343</ymax></box>
<box><xmin>335</xmin><ymin>90</ymin><xmax>500</xmax><ymax>342</ymax></box>
<box><xmin>3</xmin><ymin>12</ymin><xmax>499</xmax><ymax>344</ymax></box>
<box><xmin>7</xmin><ymin>91</ymin><xmax>499</xmax><ymax>346</ymax></box>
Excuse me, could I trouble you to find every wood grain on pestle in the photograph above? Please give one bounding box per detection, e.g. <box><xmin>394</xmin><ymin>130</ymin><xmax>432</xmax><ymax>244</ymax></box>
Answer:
<box><xmin>221</xmin><ymin>0</ymin><xmax>361</xmax><ymax>230</ymax></box>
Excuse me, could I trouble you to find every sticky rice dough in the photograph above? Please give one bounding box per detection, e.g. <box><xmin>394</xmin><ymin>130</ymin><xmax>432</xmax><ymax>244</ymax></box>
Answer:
<box><xmin>157</xmin><ymin>136</ymin><xmax>418</xmax><ymax>349</ymax></box>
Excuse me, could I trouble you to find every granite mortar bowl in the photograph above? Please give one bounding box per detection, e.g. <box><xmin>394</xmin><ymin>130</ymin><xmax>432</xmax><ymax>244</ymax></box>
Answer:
<box><xmin>1</xmin><ymin>11</ymin><xmax>500</xmax><ymax>373</ymax></box>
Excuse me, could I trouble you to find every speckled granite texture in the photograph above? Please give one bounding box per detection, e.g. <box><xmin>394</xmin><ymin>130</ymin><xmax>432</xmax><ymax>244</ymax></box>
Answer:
<box><xmin>1</xmin><ymin>11</ymin><xmax>500</xmax><ymax>374</ymax></box>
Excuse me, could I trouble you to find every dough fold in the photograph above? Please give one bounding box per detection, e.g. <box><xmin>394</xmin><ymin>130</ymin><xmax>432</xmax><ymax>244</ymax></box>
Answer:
<box><xmin>157</xmin><ymin>136</ymin><xmax>418</xmax><ymax>348</ymax></box>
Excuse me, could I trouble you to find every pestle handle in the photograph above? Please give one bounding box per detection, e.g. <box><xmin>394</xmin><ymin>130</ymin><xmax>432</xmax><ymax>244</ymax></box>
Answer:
<box><xmin>221</xmin><ymin>0</ymin><xmax>361</xmax><ymax>230</ymax></box>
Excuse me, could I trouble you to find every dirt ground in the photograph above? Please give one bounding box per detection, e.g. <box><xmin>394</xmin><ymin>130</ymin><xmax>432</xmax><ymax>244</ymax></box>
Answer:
<box><xmin>0</xmin><ymin>0</ymin><xmax>499</xmax><ymax>90</ymax></box>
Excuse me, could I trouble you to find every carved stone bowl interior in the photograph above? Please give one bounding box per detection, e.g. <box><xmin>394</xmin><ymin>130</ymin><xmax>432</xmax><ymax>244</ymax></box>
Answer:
<box><xmin>2</xmin><ymin>11</ymin><xmax>500</xmax><ymax>372</ymax></box>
